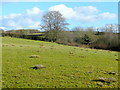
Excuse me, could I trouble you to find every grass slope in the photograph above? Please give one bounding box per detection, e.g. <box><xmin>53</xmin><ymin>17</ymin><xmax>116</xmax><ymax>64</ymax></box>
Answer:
<box><xmin>2</xmin><ymin>37</ymin><xmax>119</xmax><ymax>88</ymax></box>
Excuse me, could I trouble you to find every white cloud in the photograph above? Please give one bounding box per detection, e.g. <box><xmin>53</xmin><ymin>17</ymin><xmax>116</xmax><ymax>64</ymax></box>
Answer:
<box><xmin>73</xmin><ymin>6</ymin><xmax>99</xmax><ymax>22</ymax></box>
<box><xmin>7</xmin><ymin>20</ymin><xmax>18</xmax><ymax>27</ymax></box>
<box><xmin>27</xmin><ymin>7</ymin><xmax>41</xmax><ymax>15</ymax></box>
<box><xmin>1</xmin><ymin>7</ymin><xmax>42</xmax><ymax>30</ymax></box>
<box><xmin>49</xmin><ymin>4</ymin><xmax>116</xmax><ymax>22</ymax></box>
<box><xmin>74</xmin><ymin>6</ymin><xmax>99</xmax><ymax>15</ymax></box>
<box><xmin>0</xmin><ymin>5</ymin><xmax>117</xmax><ymax>30</ymax></box>
<box><xmin>74</xmin><ymin>14</ymin><xmax>98</xmax><ymax>22</ymax></box>
<box><xmin>98</xmin><ymin>12</ymin><xmax>116</xmax><ymax>19</ymax></box>
<box><xmin>7</xmin><ymin>13</ymin><xmax>22</xmax><ymax>19</ymax></box>
<box><xmin>0</xmin><ymin>27</ymin><xmax>5</xmax><ymax>30</ymax></box>
<box><xmin>49</xmin><ymin>4</ymin><xmax>76</xmax><ymax>19</ymax></box>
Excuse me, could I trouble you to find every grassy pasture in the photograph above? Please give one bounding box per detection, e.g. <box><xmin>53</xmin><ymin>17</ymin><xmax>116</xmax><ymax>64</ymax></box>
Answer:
<box><xmin>2</xmin><ymin>37</ymin><xmax>119</xmax><ymax>88</ymax></box>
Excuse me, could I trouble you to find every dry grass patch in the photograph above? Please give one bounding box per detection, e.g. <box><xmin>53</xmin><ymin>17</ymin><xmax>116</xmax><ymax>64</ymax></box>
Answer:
<box><xmin>31</xmin><ymin>64</ymin><xmax>46</xmax><ymax>69</ymax></box>
<box><xmin>29</xmin><ymin>55</ymin><xmax>40</xmax><ymax>58</ymax></box>
<box><xmin>92</xmin><ymin>77</ymin><xmax>117</xmax><ymax>83</ymax></box>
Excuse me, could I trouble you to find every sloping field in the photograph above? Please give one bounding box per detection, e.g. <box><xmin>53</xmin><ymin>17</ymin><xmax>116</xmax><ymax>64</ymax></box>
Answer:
<box><xmin>2</xmin><ymin>37</ymin><xmax>119</xmax><ymax>88</ymax></box>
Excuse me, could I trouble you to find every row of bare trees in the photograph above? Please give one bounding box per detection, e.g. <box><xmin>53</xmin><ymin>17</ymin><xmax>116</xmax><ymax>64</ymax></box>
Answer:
<box><xmin>1</xmin><ymin>11</ymin><xmax>119</xmax><ymax>51</ymax></box>
<box><xmin>39</xmin><ymin>11</ymin><xmax>119</xmax><ymax>51</ymax></box>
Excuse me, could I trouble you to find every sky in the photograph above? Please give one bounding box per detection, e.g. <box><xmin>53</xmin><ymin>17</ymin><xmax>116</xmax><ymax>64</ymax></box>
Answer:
<box><xmin>0</xmin><ymin>2</ymin><xmax>118</xmax><ymax>31</ymax></box>
<box><xmin>1</xmin><ymin>0</ymin><xmax>119</xmax><ymax>2</ymax></box>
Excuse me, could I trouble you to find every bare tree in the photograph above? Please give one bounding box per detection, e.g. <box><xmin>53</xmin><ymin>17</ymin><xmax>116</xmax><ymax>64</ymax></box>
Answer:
<box><xmin>40</xmin><ymin>11</ymin><xmax>69</xmax><ymax>42</ymax></box>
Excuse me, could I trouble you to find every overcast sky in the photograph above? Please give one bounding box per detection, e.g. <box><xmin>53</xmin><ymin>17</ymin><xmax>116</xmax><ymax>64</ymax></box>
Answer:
<box><xmin>0</xmin><ymin>2</ymin><xmax>118</xmax><ymax>30</ymax></box>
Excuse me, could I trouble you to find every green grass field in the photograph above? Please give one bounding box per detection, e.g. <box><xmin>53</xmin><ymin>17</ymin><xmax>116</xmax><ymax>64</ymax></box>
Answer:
<box><xmin>2</xmin><ymin>37</ymin><xmax>119</xmax><ymax>88</ymax></box>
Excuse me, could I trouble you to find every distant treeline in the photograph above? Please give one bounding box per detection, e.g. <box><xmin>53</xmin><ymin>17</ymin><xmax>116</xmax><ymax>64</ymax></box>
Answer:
<box><xmin>1</xmin><ymin>29</ymin><xmax>46</xmax><ymax>40</ymax></box>
<box><xmin>1</xmin><ymin>28</ymin><xmax>120</xmax><ymax>51</ymax></box>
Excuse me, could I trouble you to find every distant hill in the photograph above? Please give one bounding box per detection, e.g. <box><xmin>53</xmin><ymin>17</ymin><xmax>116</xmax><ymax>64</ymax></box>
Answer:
<box><xmin>5</xmin><ymin>29</ymin><xmax>40</xmax><ymax>35</ymax></box>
